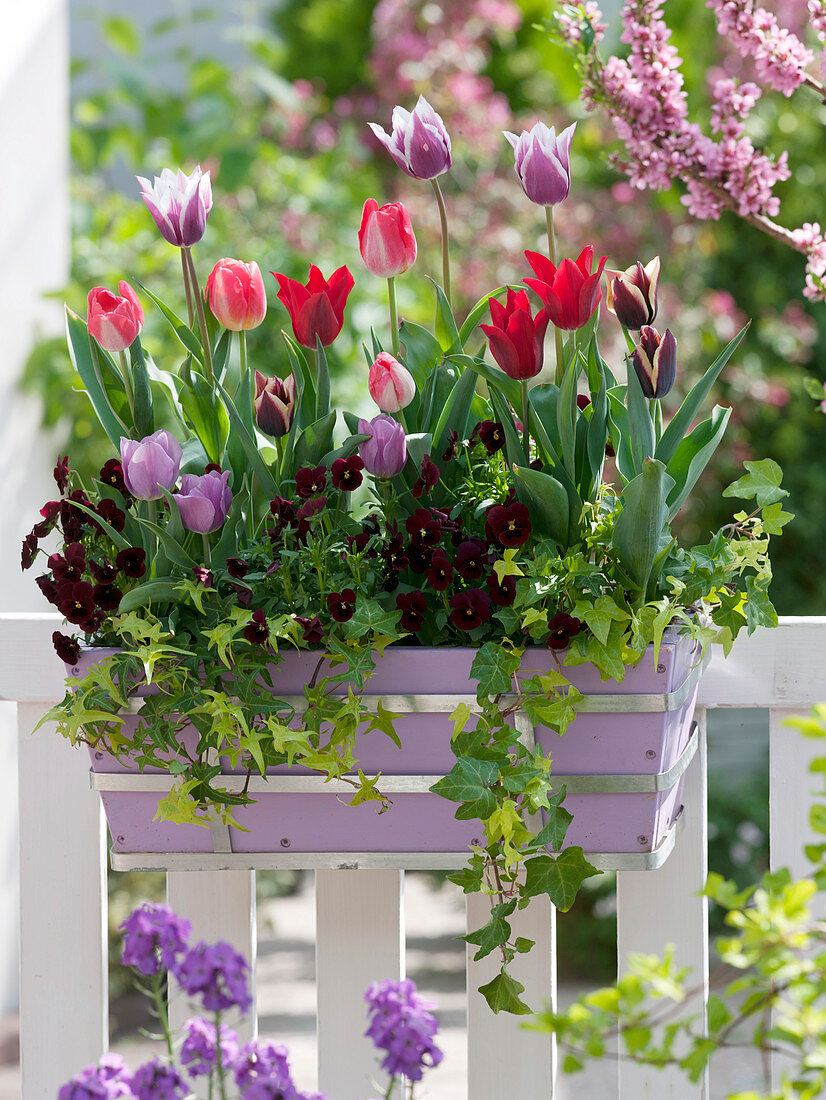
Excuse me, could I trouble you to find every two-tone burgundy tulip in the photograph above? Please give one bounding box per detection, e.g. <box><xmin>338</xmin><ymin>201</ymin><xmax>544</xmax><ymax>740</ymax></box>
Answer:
<box><xmin>606</xmin><ymin>257</ymin><xmax>660</xmax><ymax>330</ymax></box>
<box><xmin>120</xmin><ymin>431</ymin><xmax>182</xmax><ymax>501</ymax></box>
<box><xmin>175</xmin><ymin>470</ymin><xmax>232</xmax><ymax>534</ymax></box>
<box><xmin>87</xmin><ymin>282</ymin><xmax>144</xmax><ymax>353</ymax></box>
<box><xmin>480</xmin><ymin>289</ymin><xmax>549</xmax><ymax>381</ymax></box>
<box><xmin>503</xmin><ymin>121</ymin><xmax>576</xmax><ymax>207</ymax></box>
<box><xmin>632</xmin><ymin>326</ymin><xmax>677</xmax><ymax>399</ymax></box>
<box><xmin>206</xmin><ymin>259</ymin><xmax>267</xmax><ymax>331</ymax></box>
<box><xmin>368</xmin><ymin>96</ymin><xmax>452</xmax><ymax>180</ymax></box>
<box><xmin>136</xmin><ymin>165</ymin><xmax>213</xmax><ymax>247</ymax></box>
<box><xmin>524</xmin><ymin>246</ymin><xmax>607</xmax><ymax>331</ymax></box>
<box><xmin>357</xmin><ymin>415</ymin><xmax>407</xmax><ymax>479</ymax></box>
<box><xmin>273</xmin><ymin>265</ymin><xmax>354</xmax><ymax>348</ymax></box>
<box><xmin>359</xmin><ymin>200</ymin><xmax>417</xmax><ymax>278</ymax></box>
<box><xmin>254</xmin><ymin>372</ymin><xmax>296</xmax><ymax>438</ymax></box>
<box><xmin>368</xmin><ymin>353</ymin><xmax>416</xmax><ymax>413</ymax></box>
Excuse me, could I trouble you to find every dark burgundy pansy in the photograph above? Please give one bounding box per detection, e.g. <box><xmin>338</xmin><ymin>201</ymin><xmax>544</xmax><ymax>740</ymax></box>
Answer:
<box><xmin>406</xmin><ymin>546</ymin><xmax>432</xmax><ymax>574</ymax></box>
<box><xmin>115</xmin><ymin>547</ymin><xmax>146</xmax><ymax>578</ymax></box>
<box><xmin>192</xmin><ymin>566</ymin><xmax>214</xmax><ymax>587</ymax></box>
<box><xmin>56</xmin><ymin>581</ymin><xmax>97</xmax><ymax>626</ymax></box>
<box><xmin>487</xmin><ymin>571</ymin><xmax>517</xmax><ymax>607</ymax></box>
<box><xmin>546</xmin><ymin>612</ymin><xmax>583</xmax><ymax>650</ymax></box>
<box><xmin>205</xmin><ymin>462</ymin><xmax>222</xmax><ymax>473</ymax></box>
<box><xmin>441</xmin><ymin>429</ymin><xmax>459</xmax><ymax>463</ymax></box>
<box><xmin>90</xmin><ymin>560</ymin><xmax>117</xmax><ymax>583</ymax></box>
<box><xmin>296</xmin><ymin>615</ymin><xmax>325</xmax><ymax>644</ymax></box>
<box><xmin>384</xmin><ymin>532</ymin><xmax>409</xmax><ymax>573</ymax></box>
<box><xmin>270</xmin><ymin>496</ymin><xmax>297</xmax><ymax>522</ymax></box>
<box><xmin>52</xmin><ymin>631</ymin><xmax>80</xmax><ymax>665</ymax></box>
<box><xmin>99</xmin><ymin>459</ymin><xmax>128</xmax><ymax>497</ymax></box>
<box><xmin>21</xmin><ymin>533</ymin><xmax>38</xmax><ymax>571</ymax></box>
<box><xmin>449</xmin><ymin>589</ymin><xmax>491</xmax><ymax>631</ymax></box>
<box><xmin>36</xmin><ymin>574</ymin><xmax>58</xmax><ymax>604</ymax></box>
<box><xmin>295</xmin><ymin>464</ymin><xmax>328</xmax><ymax>499</ymax></box>
<box><xmin>243</xmin><ymin>609</ymin><xmax>269</xmax><ymax>644</ymax></box>
<box><xmin>425</xmin><ymin>548</ymin><xmax>453</xmax><ymax>591</ymax></box>
<box><xmin>48</xmin><ymin>543</ymin><xmax>86</xmax><ymax>584</ymax></box>
<box><xmin>485</xmin><ymin>502</ymin><xmax>532</xmax><ymax>548</ymax></box>
<box><xmin>53</xmin><ymin>455</ymin><xmax>70</xmax><ymax>494</ymax></box>
<box><xmin>411</xmin><ymin>455</ymin><xmax>440</xmax><ymax>499</ymax></box>
<box><xmin>477</xmin><ymin>421</ymin><xmax>505</xmax><ymax>455</ymax></box>
<box><xmin>226</xmin><ymin>557</ymin><xmax>249</xmax><ymax>579</ymax></box>
<box><xmin>331</xmin><ymin>455</ymin><xmax>364</xmax><ymax>492</ymax></box>
<box><xmin>396</xmin><ymin>590</ymin><xmax>427</xmax><ymax>633</ymax></box>
<box><xmin>79</xmin><ymin>610</ymin><xmax>105</xmax><ymax>635</ymax></box>
<box><xmin>454</xmin><ymin>539</ymin><xmax>487</xmax><ymax>581</ymax></box>
<box><xmin>327</xmin><ymin>588</ymin><xmax>357</xmax><ymax>623</ymax></box>
<box><xmin>97</xmin><ymin>498</ymin><xmax>126</xmax><ymax>533</ymax></box>
<box><xmin>233</xmin><ymin>584</ymin><xmax>253</xmax><ymax>609</ymax></box>
<box><xmin>60</xmin><ymin>492</ymin><xmax>90</xmax><ymax>542</ymax></box>
<box><xmin>31</xmin><ymin>517</ymin><xmax>55</xmax><ymax>540</ymax></box>
<box><xmin>93</xmin><ymin>583</ymin><xmax>123</xmax><ymax>611</ymax></box>
<box><xmin>295</xmin><ymin>496</ymin><xmax>327</xmax><ymax>541</ymax></box>
<box><xmin>405</xmin><ymin>508</ymin><xmax>442</xmax><ymax>550</ymax></box>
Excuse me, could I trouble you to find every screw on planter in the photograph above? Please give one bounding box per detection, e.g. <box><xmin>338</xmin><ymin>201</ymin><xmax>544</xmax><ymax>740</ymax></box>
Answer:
<box><xmin>71</xmin><ymin>667</ymin><xmax>80</xmax><ymax>676</ymax></box>
<box><xmin>637</xmin><ymin>835</ymin><xmax>648</xmax><ymax>845</ymax></box>
<box><xmin>280</xmin><ymin>837</ymin><xmax>291</xmax><ymax>848</ymax></box>
<box><xmin>657</xmin><ymin>663</ymin><xmax>666</xmax><ymax>674</ymax></box>
<box><xmin>470</xmin><ymin>837</ymin><xmax>481</xmax><ymax>846</ymax></box>
<box><xmin>94</xmin><ymin>751</ymin><xmax>104</xmax><ymax>760</ymax></box>
<box><xmin>645</xmin><ymin>749</ymin><xmax>657</xmax><ymax>760</ymax></box>
<box><xmin>117</xmin><ymin>835</ymin><xmax>126</xmax><ymax>844</ymax></box>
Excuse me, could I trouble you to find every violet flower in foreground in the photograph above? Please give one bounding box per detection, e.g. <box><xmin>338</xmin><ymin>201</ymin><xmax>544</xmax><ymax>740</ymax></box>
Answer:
<box><xmin>503</xmin><ymin>121</ymin><xmax>576</xmax><ymax>207</ymax></box>
<box><xmin>119</xmin><ymin>902</ymin><xmax>191</xmax><ymax>976</ymax></box>
<box><xmin>365</xmin><ymin>977</ymin><xmax>444</xmax><ymax>1083</ymax></box>
<box><xmin>175</xmin><ymin>471</ymin><xmax>232</xmax><ymax>534</ymax></box>
<box><xmin>180</xmin><ymin>1018</ymin><xmax>239</xmax><ymax>1078</ymax></box>
<box><xmin>136</xmin><ymin>165</ymin><xmax>213</xmax><ymax>248</ymax></box>
<box><xmin>368</xmin><ymin>95</ymin><xmax>452</xmax><ymax>180</ymax></box>
<box><xmin>358</xmin><ymin>414</ymin><xmax>407</xmax><ymax>478</ymax></box>
<box><xmin>176</xmin><ymin>939</ymin><xmax>253</xmax><ymax>1012</ymax></box>
<box><xmin>120</xmin><ymin>431</ymin><xmax>183</xmax><ymax>501</ymax></box>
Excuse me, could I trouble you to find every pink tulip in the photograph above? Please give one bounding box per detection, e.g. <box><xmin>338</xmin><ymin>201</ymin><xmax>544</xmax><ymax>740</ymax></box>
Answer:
<box><xmin>206</xmin><ymin>258</ymin><xmax>267</xmax><ymax>331</ymax></box>
<box><xmin>358</xmin><ymin>200</ymin><xmax>417</xmax><ymax>279</ymax></box>
<box><xmin>87</xmin><ymin>282</ymin><xmax>144</xmax><ymax>353</ymax></box>
<box><xmin>368</xmin><ymin>353</ymin><xmax>416</xmax><ymax>413</ymax></box>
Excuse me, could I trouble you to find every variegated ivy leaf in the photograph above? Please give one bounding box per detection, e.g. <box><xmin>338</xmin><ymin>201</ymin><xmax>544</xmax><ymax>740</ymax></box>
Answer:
<box><xmin>493</xmin><ymin>548</ymin><xmax>525</xmax><ymax>583</ymax></box>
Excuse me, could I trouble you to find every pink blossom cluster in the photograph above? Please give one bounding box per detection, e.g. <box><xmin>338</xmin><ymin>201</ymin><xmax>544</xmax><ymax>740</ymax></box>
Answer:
<box><xmin>556</xmin><ymin>2</ymin><xmax>607</xmax><ymax>46</ymax></box>
<box><xmin>707</xmin><ymin>0</ymin><xmax>814</xmax><ymax>96</ymax></box>
<box><xmin>791</xmin><ymin>222</ymin><xmax>826</xmax><ymax>299</ymax></box>
<box><xmin>710</xmin><ymin>77</ymin><xmax>762</xmax><ymax>138</ymax></box>
<box><xmin>810</xmin><ymin>0</ymin><xmax>826</xmax><ymax>73</ymax></box>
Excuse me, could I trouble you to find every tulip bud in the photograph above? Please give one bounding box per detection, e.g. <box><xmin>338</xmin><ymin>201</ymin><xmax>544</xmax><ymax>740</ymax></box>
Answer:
<box><xmin>503</xmin><ymin>121</ymin><xmax>576</xmax><ymax>207</ymax></box>
<box><xmin>136</xmin><ymin>165</ymin><xmax>213</xmax><ymax>248</ymax></box>
<box><xmin>358</xmin><ymin>200</ymin><xmax>417</xmax><ymax>279</ymax></box>
<box><xmin>357</xmin><ymin>414</ymin><xmax>407</xmax><ymax>479</ymax></box>
<box><xmin>368</xmin><ymin>95</ymin><xmax>452</xmax><ymax>180</ymax></box>
<box><xmin>606</xmin><ymin>257</ymin><xmax>660</xmax><ymax>329</ymax></box>
<box><xmin>254</xmin><ymin>372</ymin><xmax>296</xmax><ymax>438</ymax></box>
<box><xmin>206</xmin><ymin>258</ymin><xmax>267</xmax><ymax>331</ymax></box>
<box><xmin>175</xmin><ymin>470</ymin><xmax>232</xmax><ymax>533</ymax></box>
<box><xmin>368</xmin><ymin>353</ymin><xmax>416</xmax><ymax>413</ymax></box>
<box><xmin>632</xmin><ymin>326</ymin><xmax>677</xmax><ymax>399</ymax></box>
<box><xmin>87</xmin><ymin>282</ymin><xmax>144</xmax><ymax>353</ymax></box>
<box><xmin>119</xmin><ymin>430</ymin><xmax>182</xmax><ymax>500</ymax></box>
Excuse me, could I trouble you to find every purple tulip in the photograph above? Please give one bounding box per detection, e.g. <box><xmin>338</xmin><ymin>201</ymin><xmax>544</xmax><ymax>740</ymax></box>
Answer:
<box><xmin>632</xmin><ymin>326</ymin><xmax>677</xmax><ymax>399</ymax></box>
<box><xmin>368</xmin><ymin>96</ymin><xmax>452</xmax><ymax>180</ymax></box>
<box><xmin>136</xmin><ymin>166</ymin><xmax>213</xmax><ymax>248</ymax></box>
<box><xmin>254</xmin><ymin>371</ymin><xmax>296</xmax><ymax>438</ymax></box>
<box><xmin>503</xmin><ymin>121</ymin><xmax>576</xmax><ymax>206</ymax></box>
<box><xmin>120</xmin><ymin>431</ymin><xmax>182</xmax><ymax>501</ymax></box>
<box><xmin>358</xmin><ymin>415</ymin><xmax>407</xmax><ymax>479</ymax></box>
<box><xmin>175</xmin><ymin>471</ymin><xmax>232</xmax><ymax>533</ymax></box>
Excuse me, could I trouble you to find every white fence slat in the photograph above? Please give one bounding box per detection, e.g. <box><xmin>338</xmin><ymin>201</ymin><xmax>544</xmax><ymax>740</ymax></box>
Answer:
<box><xmin>616</xmin><ymin>710</ymin><xmax>709</xmax><ymax>1099</ymax></box>
<box><xmin>315</xmin><ymin>869</ymin><xmax>404</xmax><ymax>1100</ymax></box>
<box><xmin>167</xmin><ymin>871</ymin><xmax>257</xmax><ymax>1042</ymax></box>
<box><xmin>18</xmin><ymin>702</ymin><xmax>107</xmax><ymax>1099</ymax></box>
<box><xmin>466</xmin><ymin>891</ymin><xmax>556</xmax><ymax>1098</ymax></box>
<box><xmin>769</xmin><ymin>707</ymin><xmax>819</xmax><ymax>883</ymax></box>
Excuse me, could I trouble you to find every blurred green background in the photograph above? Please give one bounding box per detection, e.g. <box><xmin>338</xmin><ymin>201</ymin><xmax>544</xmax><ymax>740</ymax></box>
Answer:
<box><xmin>37</xmin><ymin>0</ymin><xmax>820</xmax><ymax>998</ymax></box>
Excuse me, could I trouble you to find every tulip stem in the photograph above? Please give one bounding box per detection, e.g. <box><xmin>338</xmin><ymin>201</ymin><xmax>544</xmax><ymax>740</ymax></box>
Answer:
<box><xmin>653</xmin><ymin>398</ymin><xmax>663</xmax><ymax>443</ymax></box>
<box><xmin>117</xmin><ymin>350</ymin><xmax>136</xmax><ymax>421</ymax></box>
<box><xmin>183</xmin><ymin>247</ymin><xmax>215</xmax><ymax>385</ymax></box>
<box><xmin>239</xmin><ymin>330</ymin><xmax>248</xmax><ymax>382</ymax></box>
<box><xmin>202</xmin><ymin>533</ymin><xmax>211</xmax><ymax>567</ymax></box>
<box><xmin>430</xmin><ymin>178</ymin><xmax>452</xmax><ymax>310</ymax></box>
<box><xmin>521</xmin><ymin>380</ymin><xmax>530</xmax><ymax>459</ymax></box>
<box><xmin>89</xmin><ymin>338</ymin><xmax>128</xmax><ymax>435</ymax></box>
<box><xmin>546</xmin><ymin>205</ymin><xmax>566</xmax><ymax>388</ymax></box>
<box><xmin>181</xmin><ymin>249</ymin><xmax>195</xmax><ymax>328</ymax></box>
<box><xmin>387</xmin><ymin>277</ymin><xmax>400</xmax><ymax>357</ymax></box>
<box><xmin>275</xmin><ymin>436</ymin><xmax>284</xmax><ymax>478</ymax></box>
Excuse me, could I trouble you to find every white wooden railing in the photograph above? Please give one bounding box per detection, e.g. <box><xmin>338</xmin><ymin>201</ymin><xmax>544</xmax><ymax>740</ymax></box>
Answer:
<box><xmin>2</xmin><ymin>612</ymin><xmax>824</xmax><ymax>1100</ymax></box>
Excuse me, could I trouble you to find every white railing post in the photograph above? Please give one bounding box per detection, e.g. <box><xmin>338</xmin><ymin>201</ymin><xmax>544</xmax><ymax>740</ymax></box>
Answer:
<box><xmin>616</xmin><ymin>710</ymin><xmax>709</xmax><ymax>1099</ymax></box>
<box><xmin>316</xmin><ymin>869</ymin><xmax>404</xmax><ymax>1100</ymax></box>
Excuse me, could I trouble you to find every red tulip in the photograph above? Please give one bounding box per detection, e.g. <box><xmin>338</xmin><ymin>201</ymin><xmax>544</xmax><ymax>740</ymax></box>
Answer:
<box><xmin>272</xmin><ymin>264</ymin><xmax>354</xmax><ymax>348</ymax></box>
<box><xmin>358</xmin><ymin>199</ymin><xmax>417</xmax><ymax>278</ymax></box>
<box><xmin>206</xmin><ymin>258</ymin><xmax>267</xmax><ymax>331</ymax></box>
<box><xmin>87</xmin><ymin>281</ymin><xmax>144</xmax><ymax>353</ymax></box>
<box><xmin>479</xmin><ymin>289</ymin><xmax>549</xmax><ymax>381</ymax></box>
<box><xmin>523</xmin><ymin>245</ymin><xmax>607</xmax><ymax>331</ymax></box>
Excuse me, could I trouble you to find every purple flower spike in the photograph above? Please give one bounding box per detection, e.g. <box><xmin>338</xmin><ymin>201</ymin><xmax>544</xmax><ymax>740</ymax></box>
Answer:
<box><xmin>175</xmin><ymin>940</ymin><xmax>253</xmax><ymax>1013</ymax></box>
<box><xmin>136</xmin><ymin>166</ymin><xmax>213</xmax><ymax>247</ymax></box>
<box><xmin>176</xmin><ymin>470</ymin><xmax>232</xmax><ymax>533</ymax></box>
<box><xmin>364</xmin><ymin>978</ymin><xmax>443</xmax><ymax>1083</ymax></box>
<box><xmin>357</xmin><ymin>414</ymin><xmax>407</xmax><ymax>479</ymax></box>
<box><xmin>58</xmin><ymin>1057</ymin><xmax>132</xmax><ymax>1100</ymax></box>
<box><xmin>368</xmin><ymin>95</ymin><xmax>452</xmax><ymax>180</ymax></box>
<box><xmin>234</xmin><ymin>1038</ymin><xmax>294</xmax><ymax>1095</ymax></box>
<box><xmin>119</xmin><ymin>903</ymin><xmax>191</xmax><ymax>976</ymax></box>
<box><xmin>120</xmin><ymin>431</ymin><xmax>182</xmax><ymax>501</ymax></box>
<box><xmin>503</xmin><ymin>121</ymin><xmax>576</xmax><ymax>206</ymax></box>
<box><xmin>180</xmin><ymin>1017</ymin><xmax>239</xmax><ymax>1078</ymax></box>
<box><xmin>130</xmin><ymin>1060</ymin><xmax>186</xmax><ymax>1100</ymax></box>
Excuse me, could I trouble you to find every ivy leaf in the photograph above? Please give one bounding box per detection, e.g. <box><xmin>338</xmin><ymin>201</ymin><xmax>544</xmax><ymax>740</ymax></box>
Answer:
<box><xmin>761</xmin><ymin>500</ymin><xmax>794</xmax><ymax>535</ymax></box>
<box><xmin>493</xmin><ymin>548</ymin><xmax>525</xmax><ymax>584</ymax></box>
<box><xmin>531</xmin><ymin>788</ymin><xmax>573</xmax><ymax>852</ymax></box>
<box><xmin>448</xmin><ymin>858</ymin><xmax>486</xmax><ymax>893</ymax></box>
<box><xmin>723</xmin><ymin>458</ymin><xmax>787</xmax><ymax>506</ymax></box>
<box><xmin>463</xmin><ymin>911</ymin><xmax>513</xmax><ymax>961</ymax></box>
<box><xmin>572</xmin><ymin>594</ymin><xmax>629</xmax><ymax>646</ymax></box>
<box><xmin>745</xmin><ymin>576</ymin><xmax>777</xmax><ymax>633</ymax></box>
<box><xmin>477</xmin><ymin>969</ymin><xmax>532</xmax><ymax>1015</ymax></box>
<box><xmin>343</xmin><ymin>599</ymin><xmax>402</xmax><ymax>640</ymax></box>
<box><xmin>431</xmin><ymin>758</ymin><xmax>498</xmax><ymax>819</ymax></box>
<box><xmin>366</xmin><ymin>699</ymin><xmax>402</xmax><ymax>749</ymax></box>
<box><xmin>347</xmin><ymin>770</ymin><xmax>386</xmax><ymax>808</ymax></box>
<box><xmin>470</xmin><ymin>641</ymin><xmax>522</xmax><ymax>695</ymax></box>
<box><xmin>451</xmin><ymin>701</ymin><xmax>471</xmax><ymax>739</ymax></box>
<box><xmin>523</xmin><ymin>848</ymin><xmax>601</xmax><ymax>911</ymax></box>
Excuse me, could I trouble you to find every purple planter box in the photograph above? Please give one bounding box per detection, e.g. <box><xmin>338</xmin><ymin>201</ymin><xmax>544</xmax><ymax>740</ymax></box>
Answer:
<box><xmin>77</xmin><ymin>634</ymin><xmax>702</xmax><ymax>866</ymax></box>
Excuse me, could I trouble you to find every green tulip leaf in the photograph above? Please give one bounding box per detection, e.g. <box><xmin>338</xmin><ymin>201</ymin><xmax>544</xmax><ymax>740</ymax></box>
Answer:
<box><xmin>65</xmin><ymin>308</ymin><xmax>127</xmax><ymax>448</ymax></box>
<box><xmin>138</xmin><ymin>283</ymin><xmax>204</xmax><ymax>364</ymax></box>
<box><xmin>625</xmin><ymin>353</ymin><xmax>656</xmax><ymax>474</ymax></box>
<box><xmin>293</xmin><ymin>411</ymin><xmax>337</xmax><ymax>471</ymax></box>
<box><xmin>215</xmin><ymin>379</ymin><xmax>279</xmax><ymax>498</ymax></box>
<box><xmin>129</xmin><ymin>335</ymin><xmax>154</xmax><ymax>438</ymax></box>
<box><xmin>179</xmin><ymin>370</ymin><xmax>229</xmax><ymax>467</ymax></box>
<box><xmin>666</xmin><ymin>405</ymin><xmax>732</xmax><ymax>519</ymax></box>
<box><xmin>117</xmin><ymin>580</ymin><xmax>188</xmax><ymax>614</ymax></box>
<box><xmin>612</xmin><ymin>458</ymin><xmax>675</xmax><ymax>598</ymax></box>
<box><xmin>459</xmin><ymin>285</ymin><xmax>508</xmax><ymax>349</ymax></box>
<box><xmin>512</xmin><ymin>464</ymin><xmax>570</xmax><ymax>549</ymax></box>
